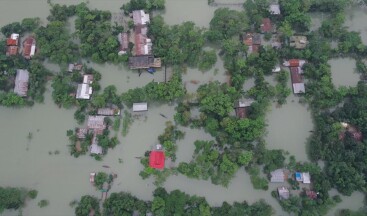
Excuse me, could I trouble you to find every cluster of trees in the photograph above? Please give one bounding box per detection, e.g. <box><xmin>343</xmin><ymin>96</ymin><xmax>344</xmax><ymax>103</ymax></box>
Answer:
<box><xmin>121</xmin><ymin>71</ymin><xmax>185</xmax><ymax>106</ymax></box>
<box><xmin>0</xmin><ymin>39</ymin><xmax>50</xmax><ymax>107</ymax></box>
<box><xmin>206</xmin><ymin>8</ymin><xmax>248</xmax><ymax>42</ymax></box>
<box><xmin>1</xmin><ymin>18</ymin><xmax>40</xmax><ymax>36</ymax></box>
<box><xmin>309</xmin><ymin>82</ymin><xmax>367</xmax><ymax>195</ymax></box>
<box><xmin>139</xmin><ymin>121</ymin><xmax>184</xmax><ymax>185</ymax></box>
<box><xmin>121</xmin><ymin>0</ymin><xmax>165</xmax><ymax>14</ymax></box>
<box><xmin>149</xmin><ymin>16</ymin><xmax>208</xmax><ymax>66</ymax></box>
<box><xmin>75</xmin><ymin>187</ymin><xmax>273</xmax><ymax>216</ymax></box>
<box><xmin>0</xmin><ymin>187</ymin><xmax>37</xmax><ymax>213</ymax></box>
<box><xmin>74</xmin><ymin>3</ymin><xmax>126</xmax><ymax>63</ymax></box>
<box><xmin>274</xmin><ymin>70</ymin><xmax>291</xmax><ymax>105</ymax></box>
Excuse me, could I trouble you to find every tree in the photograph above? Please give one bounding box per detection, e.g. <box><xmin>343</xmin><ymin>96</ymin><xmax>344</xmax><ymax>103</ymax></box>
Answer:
<box><xmin>208</xmin><ymin>8</ymin><xmax>248</xmax><ymax>41</ymax></box>
<box><xmin>75</xmin><ymin>195</ymin><xmax>100</xmax><ymax>216</ymax></box>
<box><xmin>198</xmin><ymin>50</ymin><xmax>217</xmax><ymax>71</ymax></box>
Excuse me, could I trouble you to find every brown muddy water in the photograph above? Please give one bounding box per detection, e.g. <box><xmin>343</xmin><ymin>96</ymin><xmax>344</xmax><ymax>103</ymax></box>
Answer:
<box><xmin>0</xmin><ymin>0</ymin><xmax>365</xmax><ymax>215</ymax></box>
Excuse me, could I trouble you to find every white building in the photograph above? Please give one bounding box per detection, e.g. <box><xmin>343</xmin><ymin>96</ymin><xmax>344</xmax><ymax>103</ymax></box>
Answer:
<box><xmin>133</xmin><ymin>102</ymin><xmax>148</xmax><ymax>112</ymax></box>
<box><xmin>76</xmin><ymin>83</ymin><xmax>92</xmax><ymax>99</ymax></box>
<box><xmin>14</xmin><ymin>69</ymin><xmax>29</xmax><ymax>97</ymax></box>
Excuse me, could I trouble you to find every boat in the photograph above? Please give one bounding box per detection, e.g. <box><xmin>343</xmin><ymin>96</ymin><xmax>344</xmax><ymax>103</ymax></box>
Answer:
<box><xmin>90</xmin><ymin>172</ymin><xmax>96</xmax><ymax>184</ymax></box>
<box><xmin>147</xmin><ymin>68</ymin><xmax>156</xmax><ymax>74</ymax></box>
<box><xmin>102</xmin><ymin>165</ymin><xmax>110</xmax><ymax>168</ymax></box>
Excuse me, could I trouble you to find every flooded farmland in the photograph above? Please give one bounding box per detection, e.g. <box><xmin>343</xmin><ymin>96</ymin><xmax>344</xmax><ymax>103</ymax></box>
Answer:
<box><xmin>0</xmin><ymin>0</ymin><xmax>366</xmax><ymax>216</ymax></box>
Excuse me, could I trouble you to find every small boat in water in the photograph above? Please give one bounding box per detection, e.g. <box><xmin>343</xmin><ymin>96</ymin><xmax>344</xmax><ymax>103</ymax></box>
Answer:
<box><xmin>90</xmin><ymin>172</ymin><xmax>96</xmax><ymax>184</ymax></box>
<box><xmin>102</xmin><ymin>165</ymin><xmax>110</xmax><ymax>168</ymax></box>
<box><xmin>160</xmin><ymin>113</ymin><xmax>167</xmax><ymax>118</ymax></box>
<box><xmin>147</xmin><ymin>68</ymin><xmax>156</xmax><ymax>74</ymax></box>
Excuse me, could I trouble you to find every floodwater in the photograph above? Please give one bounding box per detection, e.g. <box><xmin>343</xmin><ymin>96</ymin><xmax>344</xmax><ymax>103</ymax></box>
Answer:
<box><xmin>0</xmin><ymin>0</ymin><xmax>365</xmax><ymax>216</ymax></box>
<box><xmin>329</xmin><ymin>58</ymin><xmax>360</xmax><ymax>87</ymax></box>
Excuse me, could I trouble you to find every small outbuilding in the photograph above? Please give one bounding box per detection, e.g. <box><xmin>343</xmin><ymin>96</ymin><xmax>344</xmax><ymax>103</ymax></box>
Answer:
<box><xmin>277</xmin><ymin>187</ymin><xmax>290</xmax><ymax>200</ymax></box>
<box><xmin>149</xmin><ymin>144</ymin><xmax>165</xmax><ymax>170</ymax></box>
<box><xmin>22</xmin><ymin>36</ymin><xmax>36</xmax><ymax>59</ymax></box>
<box><xmin>97</xmin><ymin>108</ymin><xmax>121</xmax><ymax>116</ymax></box>
<box><xmin>133</xmin><ymin>102</ymin><xmax>148</xmax><ymax>112</ymax></box>
<box><xmin>290</xmin><ymin>67</ymin><xmax>305</xmax><ymax>94</ymax></box>
<box><xmin>128</xmin><ymin>55</ymin><xmax>161</xmax><ymax>69</ymax></box>
<box><xmin>269</xmin><ymin>4</ymin><xmax>281</xmax><ymax>15</ymax></box>
<box><xmin>132</xmin><ymin>10</ymin><xmax>150</xmax><ymax>26</ymax></box>
<box><xmin>290</xmin><ymin>36</ymin><xmax>308</xmax><ymax>49</ymax></box>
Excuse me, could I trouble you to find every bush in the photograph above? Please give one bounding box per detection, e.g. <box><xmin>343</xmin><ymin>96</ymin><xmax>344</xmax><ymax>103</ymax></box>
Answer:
<box><xmin>38</xmin><ymin>199</ymin><xmax>49</xmax><ymax>208</ymax></box>
<box><xmin>28</xmin><ymin>190</ymin><xmax>38</xmax><ymax>199</ymax></box>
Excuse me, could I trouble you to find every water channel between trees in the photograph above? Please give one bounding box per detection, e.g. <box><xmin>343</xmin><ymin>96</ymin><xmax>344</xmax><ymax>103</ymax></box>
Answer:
<box><xmin>0</xmin><ymin>0</ymin><xmax>365</xmax><ymax>215</ymax></box>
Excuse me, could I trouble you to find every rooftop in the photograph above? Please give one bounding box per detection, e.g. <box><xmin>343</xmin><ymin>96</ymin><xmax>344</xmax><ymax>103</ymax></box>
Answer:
<box><xmin>149</xmin><ymin>150</ymin><xmax>165</xmax><ymax>169</ymax></box>
<box><xmin>269</xmin><ymin>4</ymin><xmax>281</xmax><ymax>15</ymax></box>
<box><xmin>271</xmin><ymin>169</ymin><xmax>285</xmax><ymax>183</ymax></box>
<box><xmin>278</xmin><ymin>186</ymin><xmax>290</xmax><ymax>200</ymax></box>
<box><xmin>76</xmin><ymin>83</ymin><xmax>92</xmax><ymax>99</ymax></box>
<box><xmin>132</xmin><ymin>10</ymin><xmax>150</xmax><ymax>26</ymax></box>
<box><xmin>22</xmin><ymin>36</ymin><xmax>36</xmax><ymax>59</ymax></box>
<box><xmin>97</xmin><ymin>108</ymin><xmax>121</xmax><ymax>116</ymax></box>
<box><xmin>87</xmin><ymin>116</ymin><xmax>106</xmax><ymax>130</ymax></box>
<box><xmin>261</xmin><ymin>18</ymin><xmax>272</xmax><ymax>33</ymax></box>
<box><xmin>128</xmin><ymin>55</ymin><xmax>161</xmax><ymax>69</ymax></box>
<box><xmin>133</xmin><ymin>102</ymin><xmax>148</xmax><ymax>112</ymax></box>
<box><xmin>6</xmin><ymin>46</ymin><xmax>18</xmax><ymax>56</ymax></box>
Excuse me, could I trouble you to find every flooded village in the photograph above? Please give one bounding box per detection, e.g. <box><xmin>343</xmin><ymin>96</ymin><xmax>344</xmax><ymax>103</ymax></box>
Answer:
<box><xmin>0</xmin><ymin>0</ymin><xmax>367</xmax><ymax>216</ymax></box>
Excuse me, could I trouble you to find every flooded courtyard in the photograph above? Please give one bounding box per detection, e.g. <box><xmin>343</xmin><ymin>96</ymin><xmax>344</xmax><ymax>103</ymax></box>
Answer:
<box><xmin>0</xmin><ymin>0</ymin><xmax>365</xmax><ymax>216</ymax></box>
<box><xmin>329</xmin><ymin>58</ymin><xmax>360</xmax><ymax>87</ymax></box>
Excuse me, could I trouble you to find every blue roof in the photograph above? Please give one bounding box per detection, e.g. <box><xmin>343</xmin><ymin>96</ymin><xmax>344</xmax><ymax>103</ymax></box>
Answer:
<box><xmin>295</xmin><ymin>172</ymin><xmax>302</xmax><ymax>180</ymax></box>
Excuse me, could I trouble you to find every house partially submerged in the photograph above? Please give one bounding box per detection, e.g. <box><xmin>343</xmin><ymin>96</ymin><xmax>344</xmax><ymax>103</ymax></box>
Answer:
<box><xmin>290</xmin><ymin>36</ymin><xmax>308</xmax><ymax>49</ymax></box>
<box><xmin>6</xmin><ymin>33</ymin><xmax>19</xmax><ymax>56</ymax></box>
<box><xmin>118</xmin><ymin>32</ymin><xmax>129</xmax><ymax>55</ymax></box>
<box><xmin>128</xmin><ymin>55</ymin><xmax>161</xmax><ymax>69</ymax></box>
<box><xmin>290</xmin><ymin>67</ymin><xmax>305</xmax><ymax>94</ymax></box>
<box><xmin>278</xmin><ymin>187</ymin><xmax>290</xmax><ymax>200</ymax></box>
<box><xmin>260</xmin><ymin>18</ymin><xmax>274</xmax><ymax>33</ymax></box>
<box><xmin>76</xmin><ymin>75</ymin><xmax>94</xmax><ymax>99</ymax></box>
<box><xmin>90</xmin><ymin>136</ymin><xmax>103</xmax><ymax>155</ymax></box>
<box><xmin>270</xmin><ymin>169</ymin><xmax>286</xmax><ymax>183</ymax></box>
<box><xmin>243</xmin><ymin>33</ymin><xmax>261</xmax><ymax>54</ymax></box>
<box><xmin>133</xmin><ymin>102</ymin><xmax>148</xmax><ymax>112</ymax></box>
<box><xmin>295</xmin><ymin>172</ymin><xmax>311</xmax><ymax>184</ymax></box>
<box><xmin>76</xmin><ymin>128</ymin><xmax>88</xmax><ymax>139</ymax></box>
<box><xmin>283</xmin><ymin>59</ymin><xmax>306</xmax><ymax>67</ymax></box>
<box><xmin>134</xmin><ymin>25</ymin><xmax>152</xmax><ymax>56</ymax></box>
<box><xmin>68</xmin><ymin>63</ymin><xmax>83</xmax><ymax>72</ymax></box>
<box><xmin>132</xmin><ymin>10</ymin><xmax>150</xmax><ymax>26</ymax></box>
<box><xmin>339</xmin><ymin>122</ymin><xmax>363</xmax><ymax>141</ymax></box>
<box><xmin>14</xmin><ymin>69</ymin><xmax>29</xmax><ymax>97</ymax></box>
<box><xmin>306</xmin><ymin>190</ymin><xmax>318</xmax><ymax>200</ymax></box>
<box><xmin>269</xmin><ymin>3</ymin><xmax>281</xmax><ymax>15</ymax></box>
<box><xmin>234</xmin><ymin>99</ymin><xmax>254</xmax><ymax>119</ymax></box>
<box><xmin>87</xmin><ymin>116</ymin><xmax>106</xmax><ymax>134</ymax></box>
<box><xmin>97</xmin><ymin>108</ymin><xmax>121</xmax><ymax>116</ymax></box>
<box><xmin>22</xmin><ymin>36</ymin><xmax>36</xmax><ymax>59</ymax></box>
<box><xmin>149</xmin><ymin>144</ymin><xmax>165</xmax><ymax>170</ymax></box>
<box><xmin>76</xmin><ymin>83</ymin><xmax>92</xmax><ymax>99</ymax></box>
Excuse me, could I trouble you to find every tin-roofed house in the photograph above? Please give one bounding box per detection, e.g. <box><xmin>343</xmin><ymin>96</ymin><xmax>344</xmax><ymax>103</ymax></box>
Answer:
<box><xmin>132</xmin><ymin>10</ymin><xmax>150</xmax><ymax>26</ymax></box>
<box><xmin>68</xmin><ymin>63</ymin><xmax>83</xmax><ymax>72</ymax></box>
<box><xmin>90</xmin><ymin>135</ymin><xmax>103</xmax><ymax>155</ymax></box>
<box><xmin>128</xmin><ymin>55</ymin><xmax>161</xmax><ymax>69</ymax></box>
<box><xmin>76</xmin><ymin>83</ymin><xmax>92</xmax><ymax>99</ymax></box>
<box><xmin>290</xmin><ymin>67</ymin><xmax>305</xmax><ymax>94</ymax></box>
<box><xmin>260</xmin><ymin>18</ymin><xmax>274</xmax><ymax>33</ymax></box>
<box><xmin>97</xmin><ymin>108</ymin><xmax>121</xmax><ymax>116</ymax></box>
<box><xmin>22</xmin><ymin>36</ymin><xmax>36</xmax><ymax>59</ymax></box>
<box><xmin>149</xmin><ymin>144</ymin><xmax>165</xmax><ymax>170</ymax></box>
<box><xmin>270</xmin><ymin>169</ymin><xmax>286</xmax><ymax>183</ymax></box>
<box><xmin>14</xmin><ymin>69</ymin><xmax>29</xmax><ymax>97</ymax></box>
<box><xmin>269</xmin><ymin>3</ymin><xmax>281</xmax><ymax>15</ymax></box>
<box><xmin>133</xmin><ymin>102</ymin><xmax>148</xmax><ymax>112</ymax></box>
<box><xmin>234</xmin><ymin>99</ymin><xmax>254</xmax><ymax>119</ymax></box>
<box><xmin>87</xmin><ymin>116</ymin><xmax>106</xmax><ymax>133</ymax></box>
<box><xmin>277</xmin><ymin>186</ymin><xmax>290</xmax><ymax>200</ymax></box>
<box><xmin>6</xmin><ymin>33</ymin><xmax>20</xmax><ymax>56</ymax></box>
<box><xmin>118</xmin><ymin>32</ymin><xmax>129</xmax><ymax>55</ymax></box>
<box><xmin>295</xmin><ymin>172</ymin><xmax>311</xmax><ymax>184</ymax></box>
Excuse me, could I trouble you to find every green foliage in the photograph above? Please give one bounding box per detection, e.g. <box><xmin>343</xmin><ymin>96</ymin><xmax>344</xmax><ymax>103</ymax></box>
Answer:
<box><xmin>103</xmin><ymin>192</ymin><xmax>147</xmax><ymax>215</ymax></box>
<box><xmin>47</xmin><ymin>4</ymin><xmax>76</xmax><ymax>21</ymax></box>
<box><xmin>198</xmin><ymin>50</ymin><xmax>217</xmax><ymax>71</ymax></box>
<box><xmin>38</xmin><ymin>199</ymin><xmax>49</xmax><ymax>208</ymax></box>
<box><xmin>75</xmin><ymin>195</ymin><xmax>100</xmax><ymax>216</ymax></box>
<box><xmin>121</xmin><ymin>0</ymin><xmax>165</xmax><ymax>14</ymax></box>
<box><xmin>113</xmin><ymin>118</ymin><xmax>121</xmax><ymax>131</ymax></box>
<box><xmin>94</xmin><ymin>172</ymin><xmax>111</xmax><ymax>190</ymax></box>
<box><xmin>0</xmin><ymin>187</ymin><xmax>28</xmax><ymax>213</ymax></box>
<box><xmin>28</xmin><ymin>61</ymin><xmax>51</xmax><ymax>103</ymax></box>
<box><xmin>275</xmin><ymin>70</ymin><xmax>291</xmax><ymax>105</ymax></box>
<box><xmin>279</xmin><ymin>0</ymin><xmax>311</xmax><ymax>32</ymax></box>
<box><xmin>207</xmin><ymin>8</ymin><xmax>248</xmax><ymax>41</ymax></box>
<box><xmin>122</xmin><ymin>110</ymin><xmax>133</xmax><ymax>137</ymax></box>
<box><xmin>149</xmin><ymin>17</ymin><xmax>205</xmax><ymax>66</ymax></box>
<box><xmin>248</xmin><ymin>166</ymin><xmax>269</xmax><ymax>190</ymax></box>
<box><xmin>27</xmin><ymin>190</ymin><xmax>38</xmax><ymax>199</ymax></box>
<box><xmin>51</xmin><ymin>72</ymin><xmax>75</xmax><ymax>108</ymax></box>
<box><xmin>74</xmin><ymin>3</ymin><xmax>123</xmax><ymax>63</ymax></box>
<box><xmin>0</xmin><ymin>92</ymin><xmax>25</xmax><ymax>107</ymax></box>
<box><xmin>36</xmin><ymin>21</ymin><xmax>78</xmax><ymax>63</ymax></box>
<box><xmin>121</xmin><ymin>72</ymin><xmax>185</xmax><ymax>106</ymax></box>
